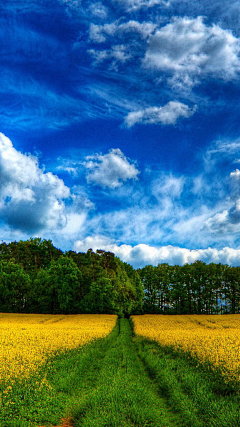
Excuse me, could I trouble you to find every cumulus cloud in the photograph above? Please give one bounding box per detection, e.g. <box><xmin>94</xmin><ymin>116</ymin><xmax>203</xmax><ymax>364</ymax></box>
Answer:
<box><xmin>74</xmin><ymin>235</ymin><xmax>240</xmax><ymax>268</ymax></box>
<box><xmin>0</xmin><ymin>133</ymin><xmax>90</xmax><ymax>233</ymax></box>
<box><xmin>89</xmin><ymin>21</ymin><xmax>156</xmax><ymax>43</ymax></box>
<box><xmin>84</xmin><ymin>148</ymin><xmax>140</xmax><ymax>189</ymax></box>
<box><xmin>204</xmin><ymin>202</ymin><xmax>240</xmax><ymax>235</ymax></box>
<box><xmin>125</xmin><ymin>101</ymin><xmax>196</xmax><ymax>127</ymax></box>
<box><xmin>144</xmin><ymin>16</ymin><xmax>240</xmax><ymax>87</ymax></box>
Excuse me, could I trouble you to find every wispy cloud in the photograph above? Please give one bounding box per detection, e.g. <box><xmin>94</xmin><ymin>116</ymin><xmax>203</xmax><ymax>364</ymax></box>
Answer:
<box><xmin>89</xmin><ymin>20</ymin><xmax>156</xmax><ymax>43</ymax></box>
<box><xmin>88</xmin><ymin>45</ymin><xmax>132</xmax><ymax>69</ymax></box>
<box><xmin>4</xmin><ymin>0</ymin><xmax>240</xmax><ymax>265</ymax></box>
<box><xmin>112</xmin><ymin>0</ymin><xmax>170</xmax><ymax>12</ymax></box>
<box><xmin>125</xmin><ymin>101</ymin><xmax>196</xmax><ymax>127</ymax></box>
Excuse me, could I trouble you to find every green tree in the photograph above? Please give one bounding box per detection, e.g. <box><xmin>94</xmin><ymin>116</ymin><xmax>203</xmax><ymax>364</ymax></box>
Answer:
<box><xmin>47</xmin><ymin>256</ymin><xmax>82</xmax><ymax>314</ymax></box>
<box><xmin>0</xmin><ymin>260</ymin><xmax>31</xmax><ymax>312</ymax></box>
<box><xmin>123</xmin><ymin>263</ymin><xmax>144</xmax><ymax>313</ymax></box>
<box><xmin>139</xmin><ymin>265</ymin><xmax>160</xmax><ymax>312</ymax></box>
<box><xmin>80</xmin><ymin>276</ymin><xmax>117</xmax><ymax>313</ymax></box>
<box><xmin>0</xmin><ymin>238</ymin><xmax>62</xmax><ymax>280</ymax></box>
<box><xmin>31</xmin><ymin>269</ymin><xmax>52</xmax><ymax>313</ymax></box>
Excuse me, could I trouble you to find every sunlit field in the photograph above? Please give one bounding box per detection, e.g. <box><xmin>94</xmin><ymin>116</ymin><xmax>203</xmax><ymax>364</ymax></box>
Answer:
<box><xmin>0</xmin><ymin>313</ymin><xmax>117</xmax><ymax>382</ymax></box>
<box><xmin>132</xmin><ymin>314</ymin><xmax>240</xmax><ymax>383</ymax></box>
<box><xmin>2</xmin><ymin>316</ymin><xmax>240</xmax><ymax>427</ymax></box>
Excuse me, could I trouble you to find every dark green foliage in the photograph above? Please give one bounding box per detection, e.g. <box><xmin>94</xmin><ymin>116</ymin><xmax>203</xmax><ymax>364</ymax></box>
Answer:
<box><xmin>0</xmin><ymin>260</ymin><xmax>31</xmax><ymax>312</ymax></box>
<box><xmin>1</xmin><ymin>237</ymin><xmax>240</xmax><ymax>315</ymax></box>
<box><xmin>139</xmin><ymin>260</ymin><xmax>240</xmax><ymax>314</ymax></box>
<box><xmin>80</xmin><ymin>277</ymin><xmax>117</xmax><ymax>313</ymax></box>
<box><xmin>29</xmin><ymin>256</ymin><xmax>82</xmax><ymax>314</ymax></box>
<box><xmin>31</xmin><ymin>269</ymin><xmax>52</xmax><ymax>313</ymax></box>
<box><xmin>0</xmin><ymin>239</ymin><xmax>143</xmax><ymax>315</ymax></box>
<box><xmin>0</xmin><ymin>238</ymin><xmax>63</xmax><ymax>280</ymax></box>
<box><xmin>46</xmin><ymin>256</ymin><xmax>82</xmax><ymax>314</ymax></box>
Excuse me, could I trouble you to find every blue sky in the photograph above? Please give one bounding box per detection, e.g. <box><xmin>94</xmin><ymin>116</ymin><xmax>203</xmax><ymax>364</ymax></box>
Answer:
<box><xmin>2</xmin><ymin>0</ymin><xmax>240</xmax><ymax>267</ymax></box>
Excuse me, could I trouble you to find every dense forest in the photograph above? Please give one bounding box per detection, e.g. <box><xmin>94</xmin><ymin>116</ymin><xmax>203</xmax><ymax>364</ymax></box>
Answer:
<box><xmin>0</xmin><ymin>238</ymin><xmax>143</xmax><ymax>316</ymax></box>
<box><xmin>0</xmin><ymin>238</ymin><xmax>240</xmax><ymax>315</ymax></box>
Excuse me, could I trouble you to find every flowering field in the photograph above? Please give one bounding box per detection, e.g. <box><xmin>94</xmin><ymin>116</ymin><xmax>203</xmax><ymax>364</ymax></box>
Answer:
<box><xmin>0</xmin><ymin>313</ymin><xmax>117</xmax><ymax>383</ymax></box>
<box><xmin>132</xmin><ymin>314</ymin><xmax>240</xmax><ymax>383</ymax></box>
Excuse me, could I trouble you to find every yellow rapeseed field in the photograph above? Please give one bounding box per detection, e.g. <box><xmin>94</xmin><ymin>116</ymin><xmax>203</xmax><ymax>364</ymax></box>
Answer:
<box><xmin>0</xmin><ymin>313</ymin><xmax>117</xmax><ymax>382</ymax></box>
<box><xmin>132</xmin><ymin>314</ymin><xmax>240</xmax><ymax>383</ymax></box>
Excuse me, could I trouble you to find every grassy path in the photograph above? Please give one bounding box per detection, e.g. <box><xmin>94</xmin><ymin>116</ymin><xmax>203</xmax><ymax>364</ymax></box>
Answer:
<box><xmin>72</xmin><ymin>318</ymin><xmax>179</xmax><ymax>427</ymax></box>
<box><xmin>1</xmin><ymin>318</ymin><xmax>240</xmax><ymax>427</ymax></box>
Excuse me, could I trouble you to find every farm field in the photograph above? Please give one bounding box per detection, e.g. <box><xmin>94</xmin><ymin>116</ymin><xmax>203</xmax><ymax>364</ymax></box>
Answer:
<box><xmin>1</xmin><ymin>314</ymin><xmax>240</xmax><ymax>427</ymax></box>
<box><xmin>0</xmin><ymin>313</ymin><xmax>117</xmax><ymax>383</ymax></box>
<box><xmin>132</xmin><ymin>314</ymin><xmax>240</xmax><ymax>385</ymax></box>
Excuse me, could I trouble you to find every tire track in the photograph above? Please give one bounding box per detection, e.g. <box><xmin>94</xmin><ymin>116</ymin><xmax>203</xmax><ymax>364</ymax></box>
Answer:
<box><xmin>73</xmin><ymin>319</ymin><xmax>180</xmax><ymax>427</ymax></box>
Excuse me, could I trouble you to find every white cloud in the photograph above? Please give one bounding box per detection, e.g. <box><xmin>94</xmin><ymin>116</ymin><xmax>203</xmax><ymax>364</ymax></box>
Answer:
<box><xmin>89</xmin><ymin>21</ymin><xmax>156</xmax><ymax>43</ymax></box>
<box><xmin>58</xmin><ymin>212</ymin><xmax>87</xmax><ymax>237</ymax></box>
<box><xmin>151</xmin><ymin>174</ymin><xmax>185</xmax><ymax>200</ymax></box>
<box><xmin>125</xmin><ymin>101</ymin><xmax>196</xmax><ymax>127</ymax></box>
<box><xmin>89</xmin><ymin>3</ymin><xmax>108</xmax><ymax>19</ymax></box>
<box><xmin>204</xmin><ymin>201</ymin><xmax>240</xmax><ymax>235</ymax></box>
<box><xmin>113</xmin><ymin>0</ymin><xmax>170</xmax><ymax>12</ymax></box>
<box><xmin>84</xmin><ymin>148</ymin><xmax>140</xmax><ymax>189</ymax></box>
<box><xmin>0</xmin><ymin>133</ymin><xmax>91</xmax><ymax>233</ymax></box>
<box><xmin>203</xmin><ymin>167</ymin><xmax>240</xmax><ymax>235</ymax></box>
<box><xmin>144</xmin><ymin>16</ymin><xmax>240</xmax><ymax>87</ymax></box>
<box><xmin>74</xmin><ymin>236</ymin><xmax>240</xmax><ymax>268</ymax></box>
<box><xmin>88</xmin><ymin>45</ymin><xmax>132</xmax><ymax>68</ymax></box>
<box><xmin>204</xmin><ymin>209</ymin><xmax>236</xmax><ymax>234</ymax></box>
<box><xmin>80</xmin><ymin>166</ymin><xmax>224</xmax><ymax>249</ymax></box>
<box><xmin>206</xmin><ymin>138</ymin><xmax>240</xmax><ymax>157</ymax></box>
<box><xmin>230</xmin><ymin>168</ymin><xmax>240</xmax><ymax>180</ymax></box>
<box><xmin>59</xmin><ymin>0</ymin><xmax>81</xmax><ymax>9</ymax></box>
<box><xmin>88</xmin><ymin>20</ymin><xmax>156</xmax><ymax>70</ymax></box>
<box><xmin>57</xmin><ymin>163</ymin><xmax>79</xmax><ymax>177</ymax></box>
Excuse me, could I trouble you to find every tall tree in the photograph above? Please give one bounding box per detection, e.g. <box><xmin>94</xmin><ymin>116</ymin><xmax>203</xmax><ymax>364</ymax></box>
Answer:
<box><xmin>46</xmin><ymin>256</ymin><xmax>82</xmax><ymax>314</ymax></box>
<box><xmin>0</xmin><ymin>260</ymin><xmax>31</xmax><ymax>312</ymax></box>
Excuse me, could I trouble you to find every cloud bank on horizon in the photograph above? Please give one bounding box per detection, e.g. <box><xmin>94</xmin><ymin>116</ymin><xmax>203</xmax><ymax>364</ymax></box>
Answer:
<box><xmin>2</xmin><ymin>0</ymin><xmax>240</xmax><ymax>267</ymax></box>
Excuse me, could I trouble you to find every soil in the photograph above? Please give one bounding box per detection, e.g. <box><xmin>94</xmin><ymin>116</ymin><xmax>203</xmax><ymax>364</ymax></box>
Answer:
<box><xmin>38</xmin><ymin>417</ymin><xmax>73</xmax><ymax>427</ymax></box>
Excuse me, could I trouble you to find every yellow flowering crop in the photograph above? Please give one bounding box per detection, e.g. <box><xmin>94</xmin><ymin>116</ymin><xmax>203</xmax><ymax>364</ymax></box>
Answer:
<box><xmin>132</xmin><ymin>314</ymin><xmax>240</xmax><ymax>383</ymax></box>
<box><xmin>0</xmin><ymin>313</ymin><xmax>117</xmax><ymax>382</ymax></box>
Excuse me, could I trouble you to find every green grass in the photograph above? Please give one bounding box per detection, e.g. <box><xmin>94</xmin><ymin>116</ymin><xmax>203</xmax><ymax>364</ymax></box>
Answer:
<box><xmin>0</xmin><ymin>322</ymin><xmax>120</xmax><ymax>427</ymax></box>
<box><xmin>1</xmin><ymin>318</ymin><xmax>240</xmax><ymax>427</ymax></box>
<box><xmin>72</xmin><ymin>318</ymin><xmax>179</xmax><ymax>427</ymax></box>
<box><xmin>133</xmin><ymin>334</ymin><xmax>240</xmax><ymax>427</ymax></box>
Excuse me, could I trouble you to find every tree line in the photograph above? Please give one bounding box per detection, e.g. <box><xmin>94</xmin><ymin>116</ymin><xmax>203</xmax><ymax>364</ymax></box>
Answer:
<box><xmin>0</xmin><ymin>238</ymin><xmax>143</xmax><ymax>316</ymax></box>
<box><xmin>0</xmin><ymin>238</ymin><xmax>240</xmax><ymax>315</ymax></box>
<box><xmin>139</xmin><ymin>262</ymin><xmax>240</xmax><ymax>314</ymax></box>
